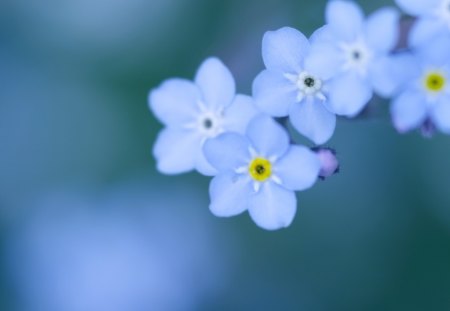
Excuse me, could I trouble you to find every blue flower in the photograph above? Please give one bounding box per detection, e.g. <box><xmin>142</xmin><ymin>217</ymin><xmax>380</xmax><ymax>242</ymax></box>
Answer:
<box><xmin>149</xmin><ymin>57</ymin><xmax>259</xmax><ymax>176</ymax></box>
<box><xmin>396</xmin><ymin>0</ymin><xmax>450</xmax><ymax>47</ymax></box>
<box><xmin>252</xmin><ymin>27</ymin><xmax>337</xmax><ymax>145</ymax></box>
<box><xmin>203</xmin><ymin>115</ymin><xmax>321</xmax><ymax>230</ymax></box>
<box><xmin>390</xmin><ymin>39</ymin><xmax>450</xmax><ymax>134</ymax></box>
<box><xmin>307</xmin><ymin>1</ymin><xmax>400</xmax><ymax>116</ymax></box>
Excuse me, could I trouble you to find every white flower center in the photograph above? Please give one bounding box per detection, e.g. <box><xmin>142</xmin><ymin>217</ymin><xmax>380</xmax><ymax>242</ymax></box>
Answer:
<box><xmin>196</xmin><ymin>111</ymin><xmax>223</xmax><ymax>137</ymax></box>
<box><xmin>285</xmin><ymin>71</ymin><xmax>326</xmax><ymax>102</ymax></box>
<box><xmin>185</xmin><ymin>101</ymin><xmax>224</xmax><ymax>139</ymax></box>
<box><xmin>339</xmin><ymin>40</ymin><xmax>372</xmax><ymax>76</ymax></box>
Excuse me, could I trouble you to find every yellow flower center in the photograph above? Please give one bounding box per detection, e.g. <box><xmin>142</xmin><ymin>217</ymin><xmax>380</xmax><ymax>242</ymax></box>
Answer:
<box><xmin>424</xmin><ymin>72</ymin><xmax>446</xmax><ymax>92</ymax></box>
<box><xmin>249</xmin><ymin>158</ymin><xmax>272</xmax><ymax>182</ymax></box>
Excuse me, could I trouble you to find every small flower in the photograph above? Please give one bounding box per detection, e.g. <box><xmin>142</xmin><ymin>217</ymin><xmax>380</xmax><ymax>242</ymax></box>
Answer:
<box><xmin>203</xmin><ymin>115</ymin><xmax>321</xmax><ymax>230</ymax></box>
<box><xmin>396</xmin><ymin>0</ymin><xmax>450</xmax><ymax>47</ymax></box>
<box><xmin>252</xmin><ymin>27</ymin><xmax>337</xmax><ymax>145</ymax></box>
<box><xmin>390</xmin><ymin>39</ymin><xmax>450</xmax><ymax>134</ymax></box>
<box><xmin>308</xmin><ymin>1</ymin><xmax>400</xmax><ymax>116</ymax></box>
<box><xmin>149</xmin><ymin>57</ymin><xmax>259</xmax><ymax>175</ymax></box>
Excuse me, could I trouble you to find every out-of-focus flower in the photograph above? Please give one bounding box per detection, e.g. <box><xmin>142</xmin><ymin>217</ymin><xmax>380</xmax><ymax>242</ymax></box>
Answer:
<box><xmin>6</xmin><ymin>180</ymin><xmax>234</xmax><ymax>311</ymax></box>
<box><xmin>203</xmin><ymin>115</ymin><xmax>320</xmax><ymax>230</ymax></box>
<box><xmin>308</xmin><ymin>1</ymin><xmax>400</xmax><ymax>116</ymax></box>
<box><xmin>390</xmin><ymin>39</ymin><xmax>450</xmax><ymax>134</ymax></box>
<box><xmin>252</xmin><ymin>27</ymin><xmax>337</xmax><ymax>145</ymax></box>
<box><xmin>396</xmin><ymin>0</ymin><xmax>450</xmax><ymax>47</ymax></box>
<box><xmin>149</xmin><ymin>57</ymin><xmax>259</xmax><ymax>176</ymax></box>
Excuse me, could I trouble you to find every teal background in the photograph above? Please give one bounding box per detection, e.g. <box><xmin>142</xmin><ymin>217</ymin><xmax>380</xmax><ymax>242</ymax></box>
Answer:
<box><xmin>1</xmin><ymin>0</ymin><xmax>450</xmax><ymax>310</ymax></box>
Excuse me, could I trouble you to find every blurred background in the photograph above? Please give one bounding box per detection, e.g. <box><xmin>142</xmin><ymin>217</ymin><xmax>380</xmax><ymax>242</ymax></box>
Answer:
<box><xmin>1</xmin><ymin>0</ymin><xmax>450</xmax><ymax>310</ymax></box>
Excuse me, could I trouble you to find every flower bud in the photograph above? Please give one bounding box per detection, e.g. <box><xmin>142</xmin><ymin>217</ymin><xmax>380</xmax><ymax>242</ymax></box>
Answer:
<box><xmin>313</xmin><ymin>147</ymin><xmax>339</xmax><ymax>180</ymax></box>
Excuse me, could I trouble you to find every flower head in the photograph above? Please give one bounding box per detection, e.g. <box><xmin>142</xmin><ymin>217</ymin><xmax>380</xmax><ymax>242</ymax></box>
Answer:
<box><xmin>252</xmin><ymin>27</ymin><xmax>337</xmax><ymax>145</ymax></box>
<box><xmin>396</xmin><ymin>0</ymin><xmax>450</xmax><ymax>47</ymax></box>
<box><xmin>307</xmin><ymin>1</ymin><xmax>400</xmax><ymax>116</ymax></box>
<box><xmin>149</xmin><ymin>57</ymin><xmax>259</xmax><ymax>175</ymax></box>
<box><xmin>203</xmin><ymin>115</ymin><xmax>321</xmax><ymax>230</ymax></box>
<box><xmin>390</xmin><ymin>39</ymin><xmax>450</xmax><ymax>134</ymax></box>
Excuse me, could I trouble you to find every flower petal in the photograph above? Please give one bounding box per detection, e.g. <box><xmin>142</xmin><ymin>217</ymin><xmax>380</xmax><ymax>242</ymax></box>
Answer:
<box><xmin>195</xmin><ymin>57</ymin><xmax>236</xmax><ymax>111</ymax></box>
<box><xmin>262</xmin><ymin>27</ymin><xmax>309</xmax><ymax>73</ymax></box>
<box><xmin>328</xmin><ymin>72</ymin><xmax>373</xmax><ymax>117</ymax></box>
<box><xmin>275</xmin><ymin>146</ymin><xmax>320</xmax><ymax>191</ymax></box>
<box><xmin>153</xmin><ymin>128</ymin><xmax>201</xmax><ymax>175</ymax></box>
<box><xmin>252</xmin><ymin>70</ymin><xmax>297</xmax><ymax>117</ymax></box>
<box><xmin>391</xmin><ymin>90</ymin><xmax>427</xmax><ymax>133</ymax></box>
<box><xmin>395</xmin><ymin>0</ymin><xmax>438</xmax><ymax>16</ymax></box>
<box><xmin>430</xmin><ymin>94</ymin><xmax>450</xmax><ymax>134</ymax></box>
<box><xmin>248</xmin><ymin>182</ymin><xmax>297</xmax><ymax>230</ymax></box>
<box><xmin>326</xmin><ymin>0</ymin><xmax>365</xmax><ymax>41</ymax></box>
<box><xmin>410</xmin><ymin>17</ymin><xmax>446</xmax><ymax>48</ymax></box>
<box><xmin>306</xmin><ymin>38</ymin><xmax>342</xmax><ymax>80</ymax></box>
<box><xmin>289</xmin><ymin>99</ymin><xmax>336</xmax><ymax>145</ymax></box>
<box><xmin>195</xmin><ymin>144</ymin><xmax>218</xmax><ymax>176</ymax></box>
<box><xmin>246</xmin><ymin>115</ymin><xmax>289</xmax><ymax>159</ymax></box>
<box><xmin>223</xmin><ymin>95</ymin><xmax>259</xmax><ymax>133</ymax></box>
<box><xmin>203</xmin><ymin>133</ymin><xmax>251</xmax><ymax>172</ymax></box>
<box><xmin>149</xmin><ymin>79</ymin><xmax>201</xmax><ymax>127</ymax></box>
<box><xmin>369</xmin><ymin>53</ymin><xmax>420</xmax><ymax>98</ymax></box>
<box><xmin>209</xmin><ymin>172</ymin><xmax>252</xmax><ymax>217</ymax></box>
<box><xmin>417</xmin><ymin>35</ymin><xmax>450</xmax><ymax>67</ymax></box>
<box><xmin>365</xmin><ymin>7</ymin><xmax>400</xmax><ymax>53</ymax></box>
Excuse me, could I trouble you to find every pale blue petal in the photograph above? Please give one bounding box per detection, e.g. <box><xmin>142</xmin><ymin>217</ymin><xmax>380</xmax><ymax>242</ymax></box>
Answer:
<box><xmin>369</xmin><ymin>54</ymin><xmax>420</xmax><ymax>98</ymax></box>
<box><xmin>395</xmin><ymin>0</ymin><xmax>438</xmax><ymax>16</ymax></box>
<box><xmin>209</xmin><ymin>172</ymin><xmax>252</xmax><ymax>217</ymax></box>
<box><xmin>306</xmin><ymin>40</ymin><xmax>342</xmax><ymax>80</ymax></box>
<box><xmin>417</xmin><ymin>35</ymin><xmax>450</xmax><ymax>66</ymax></box>
<box><xmin>153</xmin><ymin>128</ymin><xmax>201</xmax><ymax>175</ymax></box>
<box><xmin>430</xmin><ymin>94</ymin><xmax>450</xmax><ymax>134</ymax></box>
<box><xmin>289</xmin><ymin>99</ymin><xmax>336</xmax><ymax>145</ymax></box>
<box><xmin>328</xmin><ymin>72</ymin><xmax>373</xmax><ymax>117</ymax></box>
<box><xmin>326</xmin><ymin>0</ymin><xmax>365</xmax><ymax>41</ymax></box>
<box><xmin>223</xmin><ymin>95</ymin><xmax>260</xmax><ymax>133</ymax></box>
<box><xmin>275</xmin><ymin>146</ymin><xmax>320</xmax><ymax>191</ymax></box>
<box><xmin>203</xmin><ymin>133</ymin><xmax>251</xmax><ymax>172</ymax></box>
<box><xmin>391</xmin><ymin>90</ymin><xmax>427</xmax><ymax>133</ymax></box>
<box><xmin>149</xmin><ymin>79</ymin><xmax>201</xmax><ymax>127</ymax></box>
<box><xmin>195</xmin><ymin>144</ymin><xmax>218</xmax><ymax>176</ymax></box>
<box><xmin>248</xmin><ymin>182</ymin><xmax>297</xmax><ymax>230</ymax></box>
<box><xmin>252</xmin><ymin>70</ymin><xmax>297</xmax><ymax>117</ymax></box>
<box><xmin>262</xmin><ymin>27</ymin><xmax>309</xmax><ymax>73</ymax></box>
<box><xmin>365</xmin><ymin>7</ymin><xmax>400</xmax><ymax>53</ymax></box>
<box><xmin>309</xmin><ymin>25</ymin><xmax>334</xmax><ymax>44</ymax></box>
<box><xmin>194</xmin><ymin>57</ymin><xmax>236</xmax><ymax>111</ymax></box>
<box><xmin>410</xmin><ymin>17</ymin><xmax>447</xmax><ymax>47</ymax></box>
<box><xmin>246</xmin><ymin>115</ymin><xmax>289</xmax><ymax>158</ymax></box>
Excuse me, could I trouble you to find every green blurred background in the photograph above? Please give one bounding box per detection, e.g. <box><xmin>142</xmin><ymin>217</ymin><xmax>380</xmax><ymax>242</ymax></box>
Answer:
<box><xmin>1</xmin><ymin>0</ymin><xmax>450</xmax><ymax>310</ymax></box>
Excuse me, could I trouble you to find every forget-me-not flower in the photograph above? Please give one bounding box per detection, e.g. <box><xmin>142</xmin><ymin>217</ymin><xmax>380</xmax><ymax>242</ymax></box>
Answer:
<box><xmin>203</xmin><ymin>115</ymin><xmax>321</xmax><ymax>230</ymax></box>
<box><xmin>149</xmin><ymin>57</ymin><xmax>259</xmax><ymax>176</ymax></box>
<box><xmin>252</xmin><ymin>27</ymin><xmax>337</xmax><ymax>145</ymax></box>
<box><xmin>396</xmin><ymin>0</ymin><xmax>450</xmax><ymax>47</ymax></box>
<box><xmin>390</xmin><ymin>39</ymin><xmax>450</xmax><ymax>134</ymax></box>
<box><xmin>307</xmin><ymin>1</ymin><xmax>400</xmax><ymax>117</ymax></box>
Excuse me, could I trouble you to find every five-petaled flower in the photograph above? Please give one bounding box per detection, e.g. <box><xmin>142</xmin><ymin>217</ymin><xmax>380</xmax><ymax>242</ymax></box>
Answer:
<box><xmin>308</xmin><ymin>0</ymin><xmax>400</xmax><ymax>116</ymax></box>
<box><xmin>149</xmin><ymin>57</ymin><xmax>259</xmax><ymax>176</ymax></box>
<box><xmin>252</xmin><ymin>27</ymin><xmax>337</xmax><ymax>145</ymax></box>
<box><xmin>203</xmin><ymin>115</ymin><xmax>321</xmax><ymax>230</ymax></box>
<box><xmin>390</xmin><ymin>39</ymin><xmax>450</xmax><ymax>134</ymax></box>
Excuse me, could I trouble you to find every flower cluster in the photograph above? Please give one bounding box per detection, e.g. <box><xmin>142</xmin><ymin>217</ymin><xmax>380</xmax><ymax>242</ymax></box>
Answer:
<box><xmin>148</xmin><ymin>0</ymin><xmax>450</xmax><ymax>230</ymax></box>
